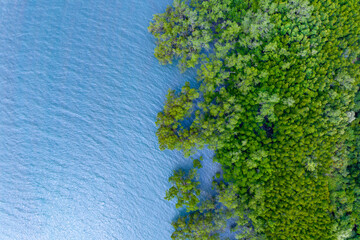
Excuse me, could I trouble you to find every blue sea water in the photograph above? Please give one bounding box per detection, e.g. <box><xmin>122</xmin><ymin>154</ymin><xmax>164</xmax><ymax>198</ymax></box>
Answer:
<box><xmin>0</xmin><ymin>1</ymin><xmax>221</xmax><ymax>240</ymax></box>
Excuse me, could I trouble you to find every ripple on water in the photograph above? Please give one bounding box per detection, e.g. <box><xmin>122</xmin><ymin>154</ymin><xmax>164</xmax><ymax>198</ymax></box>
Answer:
<box><xmin>0</xmin><ymin>1</ymin><xmax>221</xmax><ymax>240</ymax></box>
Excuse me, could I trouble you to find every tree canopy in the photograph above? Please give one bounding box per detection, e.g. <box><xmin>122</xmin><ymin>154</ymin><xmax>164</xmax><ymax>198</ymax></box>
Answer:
<box><xmin>150</xmin><ymin>0</ymin><xmax>360</xmax><ymax>239</ymax></box>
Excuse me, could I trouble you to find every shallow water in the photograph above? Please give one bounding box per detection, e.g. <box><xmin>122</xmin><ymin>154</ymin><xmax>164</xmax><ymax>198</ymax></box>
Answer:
<box><xmin>0</xmin><ymin>1</ymin><xmax>220</xmax><ymax>240</ymax></box>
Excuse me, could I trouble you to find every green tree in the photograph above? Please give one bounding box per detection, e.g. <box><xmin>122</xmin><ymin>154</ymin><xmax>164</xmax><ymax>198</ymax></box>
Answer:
<box><xmin>165</xmin><ymin>168</ymin><xmax>201</xmax><ymax>212</ymax></box>
<box><xmin>151</xmin><ymin>0</ymin><xmax>360</xmax><ymax>238</ymax></box>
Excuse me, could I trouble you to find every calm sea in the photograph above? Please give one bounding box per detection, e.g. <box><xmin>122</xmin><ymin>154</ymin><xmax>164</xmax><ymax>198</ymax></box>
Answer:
<box><xmin>0</xmin><ymin>1</ymin><xmax>220</xmax><ymax>239</ymax></box>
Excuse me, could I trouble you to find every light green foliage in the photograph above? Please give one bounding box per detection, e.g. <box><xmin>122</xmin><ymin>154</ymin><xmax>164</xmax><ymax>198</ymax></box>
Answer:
<box><xmin>148</xmin><ymin>0</ymin><xmax>233</xmax><ymax>71</ymax></box>
<box><xmin>331</xmin><ymin>89</ymin><xmax>360</xmax><ymax>239</ymax></box>
<box><xmin>165</xmin><ymin>168</ymin><xmax>200</xmax><ymax>212</ymax></box>
<box><xmin>151</xmin><ymin>0</ymin><xmax>360</xmax><ymax>239</ymax></box>
<box><xmin>155</xmin><ymin>82</ymin><xmax>200</xmax><ymax>156</ymax></box>
<box><xmin>256</xmin><ymin>92</ymin><xmax>280</xmax><ymax>122</ymax></box>
<box><xmin>169</xmin><ymin>177</ymin><xmax>240</xmax><ymax>240</ymax></box>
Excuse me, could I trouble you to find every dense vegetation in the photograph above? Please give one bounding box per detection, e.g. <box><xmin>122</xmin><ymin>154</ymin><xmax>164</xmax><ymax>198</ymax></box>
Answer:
<box><xmin>149</xmin><ymin>0</ymin><xmax>360</xmax><ymax>239</ymax></box>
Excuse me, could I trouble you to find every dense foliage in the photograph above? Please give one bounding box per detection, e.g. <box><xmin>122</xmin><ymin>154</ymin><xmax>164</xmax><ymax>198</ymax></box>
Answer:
<box><xmin>165</xmin><ymin>158</ymin><xmax>203</xmax><ymax>211</ymax></box>
<box><xmin>166</xmin><ymin>162</ymin><xmax>246</xmax><ymax>240</ymax></box>
<box><xmin>149</xmin><ymin>0</ymin><xmax>360</xmax><ymax>239</ymax></box>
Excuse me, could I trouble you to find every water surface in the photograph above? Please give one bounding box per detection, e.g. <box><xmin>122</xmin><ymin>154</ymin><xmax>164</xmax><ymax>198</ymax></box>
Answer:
<box><xmin>0</xmin><ymin>1</ymin><xmax>220</xmax><ymax>239</ymax></box>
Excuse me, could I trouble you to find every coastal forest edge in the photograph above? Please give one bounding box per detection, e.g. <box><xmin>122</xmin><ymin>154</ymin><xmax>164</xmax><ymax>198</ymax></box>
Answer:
<box><xmin>149</xmin><ymin>0</ymin><xmax>360</xmax><ymax>239</ymax></box>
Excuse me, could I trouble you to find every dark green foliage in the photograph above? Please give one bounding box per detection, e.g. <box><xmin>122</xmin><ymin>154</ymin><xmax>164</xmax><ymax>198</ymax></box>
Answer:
<box><xmin>192</xmin><ymin>157</ymin><xmax>202</xmax><ymax>169</ymax></box>
<box><xmin>151</xmin><ymin>0</ymin><xmax>360</xmax><ymax>239</ymax></box>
